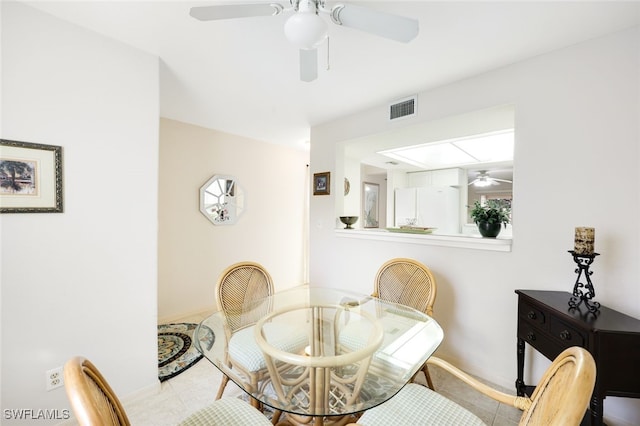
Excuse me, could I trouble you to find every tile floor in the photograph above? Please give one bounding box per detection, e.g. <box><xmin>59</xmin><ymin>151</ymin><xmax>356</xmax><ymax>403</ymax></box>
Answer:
<box><xmin>123</xmin><ymin>312</ymin><xmax>523</xmax><ymax>425</ymax></box>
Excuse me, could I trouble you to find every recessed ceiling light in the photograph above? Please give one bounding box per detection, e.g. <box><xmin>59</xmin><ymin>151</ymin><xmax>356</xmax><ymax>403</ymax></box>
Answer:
<box><xmin>378</xmin><ymin>129</ymin><xmax>514</xmax><ymax>169</ymax></box>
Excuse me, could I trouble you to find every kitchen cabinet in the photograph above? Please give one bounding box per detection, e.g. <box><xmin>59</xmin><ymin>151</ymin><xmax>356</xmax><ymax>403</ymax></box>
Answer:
<box><xmin>407</xmin><ymin>168</ymin><xmax>465</xmax><ymax>187</ymax></box>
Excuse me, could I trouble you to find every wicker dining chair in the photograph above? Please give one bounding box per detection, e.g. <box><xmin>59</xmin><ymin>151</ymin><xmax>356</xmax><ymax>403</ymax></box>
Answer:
<box><xmin>373</xmin><ymin>257</ymin><xmax>437</xmax><ymax>388</ymax></box>
<box><xmin>215</xmin><ymin>261</ymin><xmax>274</xmax><ymax>402</ymax></box>
<box><xmin>348</xmin><ymin>346</ymin><xmax>596</xmax><ymax>426</ymax></box>
<box><xmin>63</xmin><ymin>356</ymin><xmax>272</xmax><ymax>426</ymax></box>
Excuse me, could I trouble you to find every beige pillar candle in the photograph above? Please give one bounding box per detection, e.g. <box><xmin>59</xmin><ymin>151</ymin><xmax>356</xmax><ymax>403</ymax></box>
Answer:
<box><xmin>574</xmin><ymin>227</ymin><xmax>595</xmax><ymax>255</ymax></box>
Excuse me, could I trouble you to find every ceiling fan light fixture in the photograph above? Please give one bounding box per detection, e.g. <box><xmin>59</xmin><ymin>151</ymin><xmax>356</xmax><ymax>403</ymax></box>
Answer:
<box><xmin>474</xmin><ymin>178</ymin><xmax>492</xmax><ymax>187</ymax></box>
<box><xmin>284</xmin><ymin>2</ymin><xmax>328</xmax><ymax>49</ymax></box>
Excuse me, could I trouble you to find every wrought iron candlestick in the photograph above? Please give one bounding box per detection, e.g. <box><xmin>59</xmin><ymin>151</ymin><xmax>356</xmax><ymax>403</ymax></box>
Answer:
<box><xmin>568</xmin><ymin>250</ymin><xmax>600</xmax><ymax>314</ymax></box>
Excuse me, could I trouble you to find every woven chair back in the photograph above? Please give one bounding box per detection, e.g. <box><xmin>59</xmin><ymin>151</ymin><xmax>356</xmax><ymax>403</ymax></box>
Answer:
<box><xmin>216</xmin><ymin>261</ymin><xmax>274</xmax><ymax>332</ymax></box>
<box><xmin>64</xmin><ymin>357</ymin><xmax>130</xmax><ymax>426</ymax></box>
<box><xmin>374</xmin><ymin>258</ymin><xmax>436</xmax><ymax>316</ymax></box>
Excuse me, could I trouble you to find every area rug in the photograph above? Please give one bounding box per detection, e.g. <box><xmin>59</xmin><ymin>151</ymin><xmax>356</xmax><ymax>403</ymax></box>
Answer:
<box><xmin>158</xmin><ymin>323</ymin><xmax>214</xmax><ymax>382</ymax></box>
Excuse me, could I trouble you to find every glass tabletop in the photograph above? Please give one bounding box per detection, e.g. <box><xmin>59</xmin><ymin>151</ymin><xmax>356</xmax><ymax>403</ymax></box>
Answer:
<box><xmin>194</xmin><ymin>285</ymin><xmax>443</xmax><ymax>418</ymax></box>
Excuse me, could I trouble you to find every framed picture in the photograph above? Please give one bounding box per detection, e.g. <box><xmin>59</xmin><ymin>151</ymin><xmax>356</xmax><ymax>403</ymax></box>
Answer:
<box><xmin>0</xmin><ymin>139</ymin><xmax>63</xmax><ymax>213</ymax></box>
<box><xmin>313</xmin><ymin>172</ymin><xmax>330</xmax><ymax>196</ymax></box>
<box><xmin>362</xmin><ymin>182</ymin><xmax>379</xmax><ymax>228</ymax></box>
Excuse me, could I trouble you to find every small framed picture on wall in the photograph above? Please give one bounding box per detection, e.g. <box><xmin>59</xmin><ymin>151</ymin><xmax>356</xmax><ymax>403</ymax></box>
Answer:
<box><xmin>313</xmin><ymin>172</ymin><xmax>330</xmax><ymax>195</ymax></box>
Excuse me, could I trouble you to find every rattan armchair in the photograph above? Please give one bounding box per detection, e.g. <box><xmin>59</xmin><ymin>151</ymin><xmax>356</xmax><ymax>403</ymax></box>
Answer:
<box><xmin>63</xmin><ymin>356</ymin><xmax>272</xmax><ymax>426</ymax></box>
<box><xmin>214</xmin><ymin>261</ymin><xmax>275</xmax><ymax>401</ymax></box>
<box><xmin>373</xmin><ymin>257</ymin><xmax>437</xmax><ymax>388</ymax></box>
<box><xmin>64</xmin><ymin>357</ymin><xmax>130</xmax><ymax>426</ymax></box>
<box><xmin>214</xmin><ymin>261</ymin><xmax>307</xmax><ymax>407</ymax></box>
<box><xmin>348</xmin><ymin>346</ymin><xmax>596</xmax><ymax>426</ymax></box>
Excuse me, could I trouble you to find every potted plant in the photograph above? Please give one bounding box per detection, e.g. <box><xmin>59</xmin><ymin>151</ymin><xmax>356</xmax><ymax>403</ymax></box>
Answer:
<box><xmin>470</xmin><ymin>199</ymin><xmax>511</xmax><ymax>238</ymax></box>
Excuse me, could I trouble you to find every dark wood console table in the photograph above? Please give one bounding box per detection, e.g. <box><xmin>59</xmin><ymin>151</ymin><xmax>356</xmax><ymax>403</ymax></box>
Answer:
<box><xmin>516</xmin><ymin>290</ymin><xmax>640</xmax><ymax>426</ymax></box>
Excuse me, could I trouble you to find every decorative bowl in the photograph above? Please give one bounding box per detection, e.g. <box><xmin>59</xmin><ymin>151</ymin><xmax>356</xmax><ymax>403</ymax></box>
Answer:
<box><xmin>339</xmin><ymin>216</ymin><xmax>359</xmax><ymax>229</ymax></box>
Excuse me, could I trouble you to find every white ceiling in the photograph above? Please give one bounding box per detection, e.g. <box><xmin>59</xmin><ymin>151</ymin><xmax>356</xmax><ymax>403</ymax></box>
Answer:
<box><xmin>22</xmin><ymin>1</ymin><xmax>640</xmax><ymax>151</ymax></box>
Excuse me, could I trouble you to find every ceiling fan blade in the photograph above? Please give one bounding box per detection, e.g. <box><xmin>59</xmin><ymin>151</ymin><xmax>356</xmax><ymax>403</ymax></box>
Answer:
<box><xmin>190</xmin><ymin>3</ymin><xmax>284</xmax><ymax>21</ymax></box>
<box><xmin>468</xmin><ymin>179</ymin><xmax>479</xmax><ymax>186</ymax></box>
<box><xmin>330</xmin><ymin>4</ymin><xmax>419</xmax><ymax>43</ymax></box>
<box><xmin>300</xmin><ymin>48</ymin><xmax>318</xmax><ymax>82</ymax></box>
<box><xmin>493</xmin><ymin>178</ymin><xmax>513</xmax><ymax>183</ymax></box>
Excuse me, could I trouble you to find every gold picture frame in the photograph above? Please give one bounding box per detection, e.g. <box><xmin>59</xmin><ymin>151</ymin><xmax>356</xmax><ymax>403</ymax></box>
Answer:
<box><xmin>0</xmin><ymin>139</ymin><xmax>63</xmax><ymax>213</ymax></box>
<box><xmin>313</xmin><ymin>172</ymin><xmax>330</xmax><ymax>195</ymax></box>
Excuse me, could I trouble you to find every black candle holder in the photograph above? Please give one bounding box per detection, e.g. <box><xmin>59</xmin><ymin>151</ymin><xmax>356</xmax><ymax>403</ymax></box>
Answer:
<box><xmin>567</xmin><ymin>250</ymin><xmax>600</xmax><ymax>314</ymax></box>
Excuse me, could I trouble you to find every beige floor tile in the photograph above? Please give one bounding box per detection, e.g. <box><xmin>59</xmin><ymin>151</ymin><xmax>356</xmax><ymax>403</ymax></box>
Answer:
<box><xmin>495</xmin><ymin>402</ymin><xmax>523</xmax><ymax>424</ymax></box>
<box><xmin>420</xmin><ymin>364</ymin><xmax>520</xmax><ymax>426</ymax></box>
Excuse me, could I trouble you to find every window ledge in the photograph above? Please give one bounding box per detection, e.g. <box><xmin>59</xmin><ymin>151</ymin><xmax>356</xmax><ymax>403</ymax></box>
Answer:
<box><xmin>335</xmin><ymin>229</ymin><xmax>512</xmax><ymax>252</ymax></box>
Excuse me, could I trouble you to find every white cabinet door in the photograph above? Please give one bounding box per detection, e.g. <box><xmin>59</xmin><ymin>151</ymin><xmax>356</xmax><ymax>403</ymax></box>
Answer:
<box><xmin>407</xmin><ymin>172</ymin><xmax>432</xmax><ymax>187</ymax></box>
<box><xmin>431</xmin><ymin>168</ymin><xmax>463</xmax><ymax>186</ymax></box>
<box><xmin>408</xmin><ymin>168</ymin><xmax>464</xmax><ymax>187</ymax></box>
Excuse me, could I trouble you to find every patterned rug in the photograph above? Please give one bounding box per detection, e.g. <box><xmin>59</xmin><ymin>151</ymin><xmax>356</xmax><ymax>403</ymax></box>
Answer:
<box><xmin>158</xmin><ymin>323</ymin><xmax>214</xmax><ymax>382</ymax></box>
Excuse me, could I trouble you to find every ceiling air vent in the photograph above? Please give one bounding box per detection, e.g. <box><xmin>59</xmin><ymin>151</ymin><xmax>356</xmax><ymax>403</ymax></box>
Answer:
<box><xmin>389</xmin><ymin>95</ymin><xmax>417</xmax><ymax>121</ymax></box>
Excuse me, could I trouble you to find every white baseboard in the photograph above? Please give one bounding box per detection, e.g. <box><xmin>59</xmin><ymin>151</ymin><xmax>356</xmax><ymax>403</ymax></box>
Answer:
<box><xmin>158</xmin><ymin>306</ymin><xmax>215</xmax><ymax>324</ymax></box>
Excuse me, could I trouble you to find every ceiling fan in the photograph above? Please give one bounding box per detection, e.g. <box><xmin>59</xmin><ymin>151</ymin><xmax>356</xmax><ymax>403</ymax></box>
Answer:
<box><xmin>468</xmin><ymin>170</ymin><xmax>513</xmax><ymax>187</ymax></box>
<box><xmin>189</xmin><ymin>0</ymin><xmax>419</xmax><ymax>82</ymax></box>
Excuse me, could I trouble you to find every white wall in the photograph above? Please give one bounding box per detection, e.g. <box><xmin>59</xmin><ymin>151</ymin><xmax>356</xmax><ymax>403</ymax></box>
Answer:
<box><xmin>310</xmin><ymin>27</ymin><xmax>640</xmax><ymax>425</ymax></box>
<box><xmin>1</xmin><ymin>3</ymin><xmax>159</xmax><ymax>424</ymax></box>
<box><xmin>158</xmin><ymin>118</ymin><xmax>309</xmax><ymax>321</ymax></box>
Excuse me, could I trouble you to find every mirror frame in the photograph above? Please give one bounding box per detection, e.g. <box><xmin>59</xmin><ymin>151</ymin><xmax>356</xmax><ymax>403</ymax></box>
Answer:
<box><xmin>199</xmin><ymin>174</ymin><xmax>245</xmax><ymax>225</ymax></box>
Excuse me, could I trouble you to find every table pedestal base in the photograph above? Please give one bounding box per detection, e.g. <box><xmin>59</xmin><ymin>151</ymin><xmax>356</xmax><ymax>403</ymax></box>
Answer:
<box><xmin>276</xmin><ymin>412</ymin><xmax>361</xmax><ymax>426</ymax></box>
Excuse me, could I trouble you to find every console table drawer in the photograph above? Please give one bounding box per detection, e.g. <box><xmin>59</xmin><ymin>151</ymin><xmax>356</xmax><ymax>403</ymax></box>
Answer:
<box><xmin>518</xmin><ymin>300</ymin><xmax>546</xmax><ymax>328</ymax></box>
<box><xmin>518</xmin><ymin>325</ymin><xmax>565</xmax><ymax>360</ymax></box>
<box><xmin>549</xmin><ymin>317</ymin><xmax>585</xmax><ymax>347</ymax></box>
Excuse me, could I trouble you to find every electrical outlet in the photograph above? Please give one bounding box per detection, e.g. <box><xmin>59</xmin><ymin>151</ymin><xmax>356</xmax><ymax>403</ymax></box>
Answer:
<box><xmin>46</xmin><ymin>366</ymin><xmax>64</xmax><ymax>391</ymax></box>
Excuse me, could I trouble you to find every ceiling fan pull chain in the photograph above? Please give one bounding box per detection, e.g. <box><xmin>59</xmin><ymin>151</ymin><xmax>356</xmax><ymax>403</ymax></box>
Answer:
<box><xmin>326</xmin><ymin>36</ymin><xmax>331</xmax><ymax>71</ymax></box>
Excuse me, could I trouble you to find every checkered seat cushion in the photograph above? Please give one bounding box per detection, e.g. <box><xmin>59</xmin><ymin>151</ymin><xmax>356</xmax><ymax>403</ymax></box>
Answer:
<box><xmin>179</xmin><ymin>397</ymin><xmax>272</xmax><ymax>425</ymax></box>
<box><xmin>229</xmin><ymin>322</ymin><xmax>308</xmax><ymax>372</ymax></box>
<box><xmin>337</xmin><ymin>319</ymin><xmax>370</xmax><ymax>351</ymax></box>
<box><xmin>357</xmin><ymin>383</ymin><xmax>486</xmax><ymax>426</ymax></box>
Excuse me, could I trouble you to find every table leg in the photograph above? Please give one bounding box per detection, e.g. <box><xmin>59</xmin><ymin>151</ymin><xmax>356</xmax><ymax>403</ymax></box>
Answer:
<box><xmin>516</xmin><ymin>338</ymin><xmax>526</xmax><ymax>396</ymax></box>
<box><xmin>589</xmin><ymin>393</ymin><xmax>605</xmax><ymax>426</ymax></box>
<box><xmin>249</xmin><ymin>397</ymin><xmax>261</xmax><ymax>410</ymax></box>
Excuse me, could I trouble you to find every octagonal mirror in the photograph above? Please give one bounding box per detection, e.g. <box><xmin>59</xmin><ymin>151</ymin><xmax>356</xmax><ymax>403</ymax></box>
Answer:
<box><xmin>200</xmin><ymin>175</ymin><xmax>245</xmax><ymax>225</ymax></box>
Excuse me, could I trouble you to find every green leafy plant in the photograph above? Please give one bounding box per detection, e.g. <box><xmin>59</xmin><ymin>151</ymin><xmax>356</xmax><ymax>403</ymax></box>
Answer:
<box><xmin>470</xmin><ymin>199</ymin><xmax>511</xmax><ymax>227</ymax></box>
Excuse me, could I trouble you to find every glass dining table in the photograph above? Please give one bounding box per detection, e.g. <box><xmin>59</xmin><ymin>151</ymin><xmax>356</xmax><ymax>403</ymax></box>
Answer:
<box><xmin>194</xmin><ymin>285</ymin><xmax>443</xmax><ymax>425</ymax></box>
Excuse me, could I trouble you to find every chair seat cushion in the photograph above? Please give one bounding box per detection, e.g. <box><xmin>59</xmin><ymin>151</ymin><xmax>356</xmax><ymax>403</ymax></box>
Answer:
<box><xmin>338</xmin><ymin>319</ymin><xmax>370</xmax><ymax>351</ymax></box>
<box><xmin>357</xmin><ymin>383</ymin><xmax>486</xmax><ymax>426</ymax></box>
<box><xmin>229</xmin><ymin>322</ymin><xmax>308</xmax><ymax>372</ymax></box>
<box><xmin>178</xmin><ymin>397</ymin><xmax>272</xmax><ymax>425</ymax></box>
